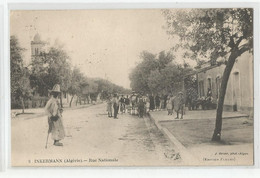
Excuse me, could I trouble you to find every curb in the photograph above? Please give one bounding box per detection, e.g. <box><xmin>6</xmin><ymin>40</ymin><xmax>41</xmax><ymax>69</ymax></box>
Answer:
<box><xmin>147</xmin><ymin>113</ymin><xmax>199</xmax><ymax>165</ymax></box>
<box><xmin>157</xmin><ymin>114</ymin><xmax>249</xmax><ymax>123</ymax></box>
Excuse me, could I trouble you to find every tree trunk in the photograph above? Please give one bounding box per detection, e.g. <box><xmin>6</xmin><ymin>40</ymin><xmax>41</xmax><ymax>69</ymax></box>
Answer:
<box><xmin>69</xmin><ymin>95</ymin><xmax>74</xmax><ymax>107</ymax></box>
<box><xmin>212</xmin><ymin>51</ymin><xmax>239</xmax><ymax>141</ymax></box>
<box><xmin>20</xmin><ymin>96</ymin><xmax>25</xmax><ymax>114</ymax></box>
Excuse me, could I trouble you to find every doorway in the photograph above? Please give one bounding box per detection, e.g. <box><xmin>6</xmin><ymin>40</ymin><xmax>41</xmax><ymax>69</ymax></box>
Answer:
<box><xmin>232</xmin><ymin>72</ymin><xmax>241</xmax><ymax>111</ymax></box>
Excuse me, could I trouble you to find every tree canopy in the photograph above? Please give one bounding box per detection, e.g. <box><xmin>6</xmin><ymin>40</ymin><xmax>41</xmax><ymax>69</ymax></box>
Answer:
<box><xmin>163</xmin><ymin>8</ymin><xmax>253</xmax><ymax>63</ymax></box>
<box><xmin>10</xmin><ymin>36</ymin><xmax>33</xmax><ymax>112</ymax></box>
<box><xmin>163</xmin><ymin>8</ymin><xmax>253</xmax><ymax>141</ymax></box>
<box><xmin>129</xmin><ymin>50</ymin><xmax>192</xmax><ymax>95</ymax></box>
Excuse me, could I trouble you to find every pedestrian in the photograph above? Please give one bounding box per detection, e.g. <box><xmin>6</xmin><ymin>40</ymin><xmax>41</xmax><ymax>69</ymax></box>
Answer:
<box><xmin>137</xmin><ymin>95</ymin><xmax>145</xmax><ymax>118</ymax></box>
<box><xmin>112</xmin><ymin>93</ymin><xmax>119</xmax><ymax>119</ymax></box>
<box><xmin>174</xmin><ymin>92</ymin><xmax>185</xmax><ymax>119</ymax></box>
<box><xmin>144</xmin><ymin>94</ymin><xmax>150</xmax><ymax>114</ymax></box>
<box><xmin>163</xmin><ymin>94</ymin><xmax>168</xmax><ymax>110</ymax></box>
<box><xmin>119</xmin><ymin>95</ymin><xmax>125</xmax><ymax>114</ymax></box>
<box><xmin>155</xmin><ymin>94</ymin><xmax>160</xmax><ymax>111</ymax></box>
<box><xmin>149</xmin><ymin>94</ymin><xmax>155</xmax><ymax>111</ymax></box>
<box><xmin>160</xmin><ymin>94</ymin><xmax>164</xmax><ymax>110</ymax></box>
<box><xmin>125</xmin><ymin>95</ymin><xmax>130</xmax><ymax>113</ymax></box>
<box><xmin>166</xmin><ymin>95</ymin><xmax>173</xmax><ymax>115</ymax></box>
<box><xmin>106</xmin><ymin>96</ymin><xmax>113</xmax><ymax>117</ymax></box>
<box><xmin>130</xmin><ymin>92</ymin><xmax>137</xmax><ymax>115</ymax></box>
<box><xmin>45</xmin><ymin>84</ymin><xmax>65</xmax><ymax>146</ymax></box>
<box><xmin>186</xmin><ymin>91</ymin><xmax>192</xmax><ymax>111</ymax></box>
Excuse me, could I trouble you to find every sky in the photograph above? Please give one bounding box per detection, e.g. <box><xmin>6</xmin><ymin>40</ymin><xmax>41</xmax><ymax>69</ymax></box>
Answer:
<box><xmin>10</xmin><ymin>9</ymin><xmax>191</xmax><ymax>89</ymax></box>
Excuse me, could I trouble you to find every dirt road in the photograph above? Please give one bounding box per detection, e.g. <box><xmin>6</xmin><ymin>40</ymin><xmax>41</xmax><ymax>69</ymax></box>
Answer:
<box><xmin>11</xmin><ymin>103</ymin><xmax>181</xmax><ymax>166</ymax></box>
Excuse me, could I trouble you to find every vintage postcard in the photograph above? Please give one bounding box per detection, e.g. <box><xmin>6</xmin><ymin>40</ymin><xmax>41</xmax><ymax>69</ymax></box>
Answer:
<box><xmin>10</xmin><ymin>9</ymin><xmax>254</xmax><ymax>166</ymax></box>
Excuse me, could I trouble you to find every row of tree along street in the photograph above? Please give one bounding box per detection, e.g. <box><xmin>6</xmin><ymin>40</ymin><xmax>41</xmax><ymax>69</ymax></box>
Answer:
<box><xmin>130</xmin><ymin>8</ymin><xmax>253</xmax><ymax>141</ymax></box>
<box><xmin>11</xmin><ymin>35</ymin><xmax>131</xmax><ymax>113</ymax></box>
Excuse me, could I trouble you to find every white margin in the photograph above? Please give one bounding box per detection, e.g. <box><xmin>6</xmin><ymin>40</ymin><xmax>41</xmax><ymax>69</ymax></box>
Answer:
<box><xmin>0</xmin><ymin>1</ymin><xmax>4</xmax><ymax>173</ymax></box>
<box><xmin>1</xmin><ymin>0</ymin><xmax>260</xmax><ymax>178</ymax></box>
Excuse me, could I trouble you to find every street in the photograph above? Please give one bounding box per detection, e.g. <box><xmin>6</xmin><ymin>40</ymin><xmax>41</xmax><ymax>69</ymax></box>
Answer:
<box><xmin>11</xmin><ymin>103</ymin><xmax>181</xmax><ymax>166</ymax></box>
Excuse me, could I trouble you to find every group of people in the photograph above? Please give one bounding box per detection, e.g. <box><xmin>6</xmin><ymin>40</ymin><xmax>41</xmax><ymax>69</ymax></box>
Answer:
<box><xmin>44</xmin><ymin>83</ymin><xmax>186</xmax><ymax>148</ymax></box>
<box><xmin>106</xmin><ymin>93</ymin><xmax>150</xmax><ymax>119</ymax></box>
<box><xmin>166</xmin><ymin>92</ymin><xmax>185</xmax><ymax>119</ymax></box>
<box><xmin>106</xmin><ymin>93</ymin><xmax>129</xmax><ymax>119</ymax></box>
<box><xmin>147</xmin><ymin>92</ymin><xmax>185</xmax><ymax>119</ymax></box>
<box><xmin>106</xmin><ymin>91</ymin><xmax>185</xmax><ymax>120</ymax></box>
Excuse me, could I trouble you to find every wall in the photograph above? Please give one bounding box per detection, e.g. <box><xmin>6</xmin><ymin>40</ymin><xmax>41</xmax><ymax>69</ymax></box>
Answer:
<box><xmin>197</xmin><ymin>52</ymin><xmax>253</xmax><ymax>116</ymax></box>
<box><xmin>197</xmin><ymin>65</ymin><xmax>225</xmax><ymax>104</ymax></box>
<box><xmin>31</xmin><ymin>42</ymin><xmax>45</xmax><ymax>56</ymax></box>
<box><xmin>225</xmin><ymin>52</ymin><xmax>253</xmax><ymax>116</ymax></box>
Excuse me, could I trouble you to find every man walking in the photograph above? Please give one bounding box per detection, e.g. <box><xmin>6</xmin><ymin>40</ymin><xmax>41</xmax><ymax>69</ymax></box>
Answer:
<box><xmin>112</xmin><ymin>93</ymin><xmax>119</xmax><ymax>119</ymax></box>
<box><xmin>45</xmin><ymin>84</ymin><xmax>65</xmax><ymax>146</ymax></box>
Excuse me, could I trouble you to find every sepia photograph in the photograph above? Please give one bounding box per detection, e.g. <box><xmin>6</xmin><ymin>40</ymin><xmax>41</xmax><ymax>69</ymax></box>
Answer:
<box><xmin>10</xmin><ymin>8</ymin><xmax>254</xmax><ymax>166</ymax></box>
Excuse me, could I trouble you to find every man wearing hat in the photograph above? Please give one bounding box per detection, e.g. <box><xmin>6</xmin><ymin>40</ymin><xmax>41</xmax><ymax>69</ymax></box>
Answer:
<box><xmin>45</xmin><ymin>84</ymin><xmax>65</xmax><ymax>146</ymax></box>
<box><xmin>174</xmin><ymin>92</ymin><xmax>185</xmax><ymax>119</ymax></box>
<box><xmin>112</xmin><ymin>93</ymin><xmax>119</xmax><ymax>119</ymax></box>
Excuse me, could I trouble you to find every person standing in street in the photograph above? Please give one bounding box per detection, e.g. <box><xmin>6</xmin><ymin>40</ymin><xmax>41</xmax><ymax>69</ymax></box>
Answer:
<box><xmin>155</xmin><ymin>94</ymin><xmax>160</xmax><ymax>111</ymax></box>
<box><xmin>125</xmin><ymin>95</ymin><xmax>130</xmax><ymax>113</ymax></box>
<box><xmin>144</xmin><ymin>94</ymin><xmax>150</xmax><ymax>114</ymax></box>
<box><xmin>163</xmin><ymin>94</ymin><xmax>168</xmax><ymax>110</ymax></box>
<box><xmin>149</xmin><ymin>94</ymin><xmax>155</xmax><ymax>111</ymax></box>
<box><xmin>130</xmin><ymin>92</ymin><xmax>137</xmax><ymax>115</ymax></box>
<box><xmin>45</xmin><ymin>84</ymin><xmax>65</xmax><ymax>146</ymax></box>
<box><xmin>174</xmin><ymin>92</ymin><xmax>185</xmax><ymax>119</ymax></box>
<box><xmin>166</xmin><ymin>95</ymin><xmax>173</xmax><ymax>115</ymax></box>
<box><xmin>106</xmin><ymin>96</ymin><xmax>113</xmax><ymax>117</ymax></box>
<box><xmin>112</xmin><ymin>93</ymin><xmax>119</xmax><ymax>119</ymax></box>
<box><xmin>137</xmin><ymin>95</ymin><xmax>145</xmax><ymax>118</ymax></box>
<box><xmin>119</xmin><ymin>95</ymin><xmax>125</xmax><ymax>114</ymax></box>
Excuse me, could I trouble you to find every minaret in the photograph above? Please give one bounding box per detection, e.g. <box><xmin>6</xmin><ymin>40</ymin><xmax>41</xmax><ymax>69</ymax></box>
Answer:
<box><xmin>31</xmin><ymin>33</ymin><xmax>45</xmax><ymax>58</ymax></box>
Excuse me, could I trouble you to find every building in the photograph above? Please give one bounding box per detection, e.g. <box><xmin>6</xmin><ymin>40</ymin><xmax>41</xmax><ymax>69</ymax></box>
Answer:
<box><xmin>30</xmin><ymin>33</ymin><xmax>72</xmax><ymax>105</ymax></box>
<box><xmin>31</xmin><ymin>33</ymin><xmax>46</xmax><ymax>58</ymax></box>
<box><xmin>185</xmin><ymin>51</ymin><xmax>253</xmax><ymax>116</ymax></box>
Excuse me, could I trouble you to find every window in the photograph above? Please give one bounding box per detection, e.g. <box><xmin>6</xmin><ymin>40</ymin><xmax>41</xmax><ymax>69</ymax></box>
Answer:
<box><xmin>199</xmin><ymin>81</ymin><xmax>204</xmax><ymax>97</ymax></box>
<box><xmin>35</xmin><ymin>48</ymin><xmax>38</xmax><ymax>55</ymax></box>
<box><xmin>216</xmin><ymin>76</ymin><xmax>221</xmax><ymax>99</ymax></box>
<box><xmin>207</xmin><ymin>78</ymin><xmax>212</xmax><ymax>90</ymax></box>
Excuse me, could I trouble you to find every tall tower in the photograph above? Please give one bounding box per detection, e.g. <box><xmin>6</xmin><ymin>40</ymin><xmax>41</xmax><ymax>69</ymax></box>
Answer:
<box><xmin>31</xmin><ymin>33</ymin><xmax>45</xmax><ymax>58</ymax></box>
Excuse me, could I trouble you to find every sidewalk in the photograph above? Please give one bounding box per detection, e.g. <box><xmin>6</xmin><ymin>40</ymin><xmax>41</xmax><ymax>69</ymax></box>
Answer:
<box><xmin>148</xmin><ymin>109</ymin><xmax>254</xmax><ymax>166</ymax></box>
<box><xmin>149</xmin><ymin>109</ymin><xmax>249</xmax><ymax>122</ymax></box>
<box><xmin>11</xmin><ymin>102</ymin><xmax>103</xmax><ymax>120</ymax></box>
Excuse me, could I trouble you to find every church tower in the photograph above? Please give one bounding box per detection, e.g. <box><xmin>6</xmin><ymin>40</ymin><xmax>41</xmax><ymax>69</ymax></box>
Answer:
<box><xmin>31</xmin><ymin>33</ymin><xmax>45</xmax><ymax>58</ymax></box>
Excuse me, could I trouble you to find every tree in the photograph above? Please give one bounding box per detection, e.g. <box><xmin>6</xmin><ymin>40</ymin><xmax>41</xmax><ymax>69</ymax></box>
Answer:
<box><xmin>10</xmin><ymin>36</ymin><xmax>33</xmax><ymax>113</ymax></box>
<box><xmin>147</xmin><ymin>69</ymin><xmax>164</xmax><ymax>93</ymax></box>
<box><xmin>129</xmin><ymin>51</ymin><xmax>157</xmax><ymax>93</ymax></box>
<box><xmin>129</xmin><ymin>50</ymin><xmax>188</xmax><ymax>95</ymax></box>
<box><xmin>30</xmin><ymin>46</ymin><xmax>72</xmax><ymax>107</ymax></box>
<box><xmin>68</xmin><ymin>67</ymin><xmax>84</xmax><ymax>107</ymax></box>
<box><xmin>159</xmin><ymin>63</ymin><xmax>189</xmax><ymax>94</ymax></box>
<box><xmin>163</xmin><ymin>8</ymin><xmax>253</xmax><ymax>141</ymax></box>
